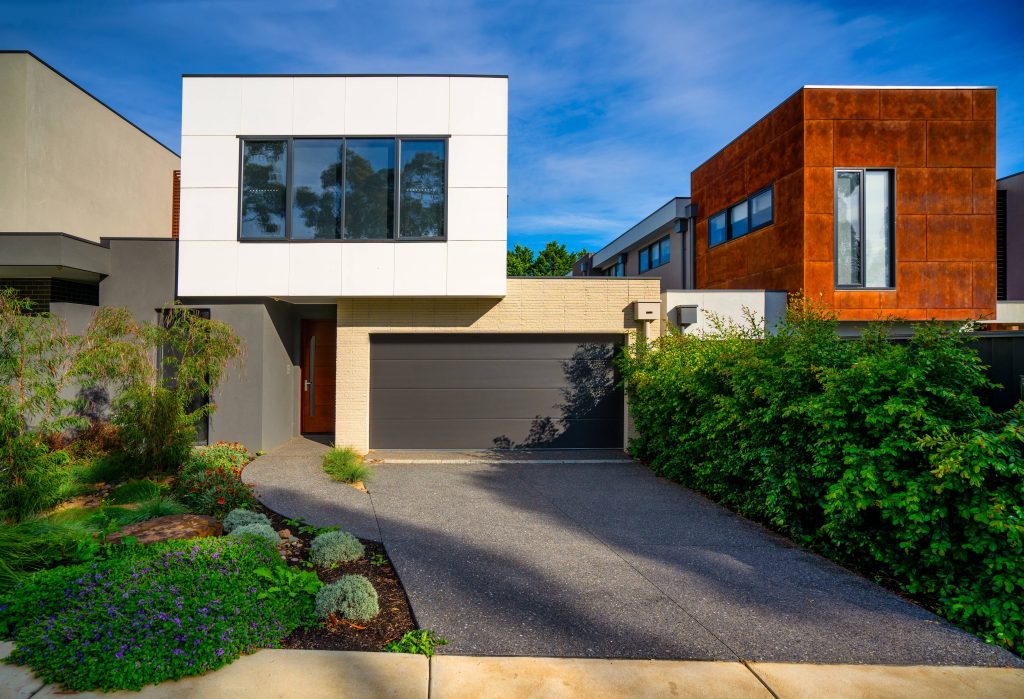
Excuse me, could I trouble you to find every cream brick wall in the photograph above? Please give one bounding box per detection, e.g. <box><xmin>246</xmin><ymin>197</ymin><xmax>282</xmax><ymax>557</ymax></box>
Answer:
<box><xmin>335</xmin><ymin>277</ymin><xmax>661</xmax><ymax>452</ymax></box>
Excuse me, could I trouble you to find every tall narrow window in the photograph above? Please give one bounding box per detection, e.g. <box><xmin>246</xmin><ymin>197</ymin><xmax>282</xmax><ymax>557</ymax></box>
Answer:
<box><xmin>345</xmin><ymin>139</ymin><xmax>395</xmax><ymax>239</ymax></box>
<box><xmin>835</xmin><ymin>169</ymin><xmax>893</xmax><ymax>288</ymax></box>
<box><xmin>291</xmin><ymin>139</ymin><xmax>343</xmax><ymax>239</ymax></box>
<box><xmin>240</xmin><ymin>140</ymin><xmax>287</xmax><ymax>238</ymax></box>
<box><xmin>639</xmin><ymin>248</ymin><xmax>650</xmax><ymax>273</ymax></box>
<box><xmin>659</xmin><ymin>237</ymin><xmax>671</xmax><ymax>263</ymax></box>
<box><xmin>399</xmin><ymin>140</ymin><xmax>446</xmax><ymax>238</ymax></box>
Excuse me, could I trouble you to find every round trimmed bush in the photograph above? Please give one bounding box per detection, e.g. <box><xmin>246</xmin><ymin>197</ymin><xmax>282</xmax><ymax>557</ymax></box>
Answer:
<box><xmin>314</xmin><ymin>575</ymin><xmax>379</xmax><ymax>621</ymax></box>
<box><xmin>223</xmin><ymin>508</ymin><xmax>271</xmax><ymax>533</ymax></box>
<box><xmin>309</xmin><ymin>530</ymin><xmax>364</xmax><ymax>566</ymax></box>
<box><xmin>226</xmin><ymin>523</ymin><xmax>279</xmax><ymax>547</ymax></box>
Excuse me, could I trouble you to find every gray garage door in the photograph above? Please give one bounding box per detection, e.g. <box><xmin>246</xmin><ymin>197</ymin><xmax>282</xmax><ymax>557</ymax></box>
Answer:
<box><xmin>370</xmin><ymin>334</ymin><xmax>625</xmax><ymax>449</ymax></box>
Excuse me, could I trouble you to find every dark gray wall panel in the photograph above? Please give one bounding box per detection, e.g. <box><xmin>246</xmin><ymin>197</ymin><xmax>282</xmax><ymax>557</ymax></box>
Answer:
<box><xmin>370</xmin><ymin>333</ymin><xmax>624</xmax><ymax>449</ymax></box>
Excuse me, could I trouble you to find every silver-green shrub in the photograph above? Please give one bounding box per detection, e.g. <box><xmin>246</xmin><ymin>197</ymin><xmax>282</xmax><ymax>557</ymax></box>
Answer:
<box><xmin>309</xmin><ymin>530</ymin><xmax>364</xmax><ymax>566</ymax></box>
<box><xmin>226</xmin><ymin>523</ymin><xmax>279</xmax><ymax>547</ymax></box>
<box><xmin>314</xmin><ymin>575</ymin><xmax>379</xmax><ymax>621</ymax></box>
<box><xmin>223</xmin><ymin>508</ymin><xmax>271</xmax><ymax>533</ymax></box>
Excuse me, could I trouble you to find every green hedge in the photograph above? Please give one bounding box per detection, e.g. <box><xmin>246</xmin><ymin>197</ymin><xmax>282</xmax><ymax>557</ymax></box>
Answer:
<box><xmin>620</xmin><ymin>301</ymin><xmax>1024</xmax><ymax>653</ymax></box>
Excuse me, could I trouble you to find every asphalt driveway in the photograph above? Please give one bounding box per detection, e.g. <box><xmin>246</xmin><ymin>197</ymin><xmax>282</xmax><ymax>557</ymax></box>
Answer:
<box><xmin>367</xmin><ymin>452</ymin><xmax>1021</xmax><ymax>665</ymax></box>
<box><xmin>245</xmin><ymin>443</ymin><xmax>1022</xmax><ymax>665</ymax></box>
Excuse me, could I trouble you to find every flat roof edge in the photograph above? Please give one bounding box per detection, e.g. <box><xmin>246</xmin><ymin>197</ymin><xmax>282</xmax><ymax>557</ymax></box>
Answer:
<box><xmin>182</xmin><ymin>73</ymin><xmax>509</xmax><ymax>79</ymax></box>
<box><xmin>803</xmin><ymin>84</ymin><xmax>996</xmax><ymax>89</ymax></box>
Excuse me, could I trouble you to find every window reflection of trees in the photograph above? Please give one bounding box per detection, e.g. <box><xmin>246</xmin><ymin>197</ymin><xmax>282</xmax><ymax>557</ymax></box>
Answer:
<box><xmin>400</xmin><ymin>150</ymin><xmax>445</xmax><ymax>238</ymax></box>
<box><xmin>241</xmin><ymin>141</ymin><xmax>287</xmax><ymax>237</ymax></box>
<box><xmin>493</xmin><ymin>342</ymin><xmax>618</xmax><ymax>449</ymax></box>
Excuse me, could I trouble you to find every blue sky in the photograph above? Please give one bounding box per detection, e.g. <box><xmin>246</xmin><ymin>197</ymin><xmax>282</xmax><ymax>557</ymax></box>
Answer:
<box><xmin>3</xmin><ymin>0</ymin><xmax>1022</xmax><ymax>252</ymax></box>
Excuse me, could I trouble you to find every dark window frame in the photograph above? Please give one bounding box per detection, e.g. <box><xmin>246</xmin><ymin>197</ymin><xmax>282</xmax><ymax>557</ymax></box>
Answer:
<box><xmin>707</xmin><ymin>184</ymin><xmax>774</xmax><ymax>248</ymax></box>
<box><xmin>639</xmin><ymin>235</ymin><xmax>671</xmax><ymax>273</ymax></box>
<box><xmin>237</xmin><ymin>135</ymin><xmax>449</xmax><ymax>243</ymax></box>
<box><xmin>833</xmin><ymin>168</ymin><xmax>895</xmax><ymax>290</ymax></box>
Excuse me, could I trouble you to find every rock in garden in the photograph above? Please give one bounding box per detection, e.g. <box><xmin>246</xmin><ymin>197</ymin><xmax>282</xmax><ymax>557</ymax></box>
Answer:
<box><xmin>106</xmin><ymin>514</ymin><xmax>223</xmax><ymax>545</ymax></box>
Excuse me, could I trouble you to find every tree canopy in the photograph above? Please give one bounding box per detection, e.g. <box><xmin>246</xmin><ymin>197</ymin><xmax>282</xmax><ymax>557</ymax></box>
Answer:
<box><xmin>506</xmin><ymin>241</ymin><xmax>588</xmax><ymax>277</ymax></box>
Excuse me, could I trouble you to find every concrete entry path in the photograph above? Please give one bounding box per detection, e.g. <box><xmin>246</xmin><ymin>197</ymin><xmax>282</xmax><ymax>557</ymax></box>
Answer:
<box><xmin>241</xmin><ymin>437</ymin><xmax>380</xmax><ymax>541</ymax></box>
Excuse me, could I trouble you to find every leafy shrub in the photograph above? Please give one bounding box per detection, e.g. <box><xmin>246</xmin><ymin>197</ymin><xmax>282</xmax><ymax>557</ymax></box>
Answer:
<box><xmin>310</xmin><ymin>530</ymin><xmax>364</xmax><ymax>567</ymax></box>
<box><xmin>384</xmin><ymin>629</ymin><xmax>448</xmax><ymax>657</ymax></box>
<box><xmin>108</xmin><ymin>479</ymin><xmax>163</xmax><ymax>505</ymax></box>
<box><xmin>67</xmin><ymin>421</ymin><xmax>121</xmax><ymax>459</ymax></box>
<box><xmin>223</xmin><ymin>508</ymin><xmax>271</xmax><ymax>533</ymax></box>
<box><xmin>0</xmin><ymin>537</ymin><xmax>311</xmax><ymax>692</ymax></box>
<box><xmin>114</xmin><ymin>386</ymin><xmax>196</xmax><ymax>475</ymax></box>
<box><xmin>0</xmin><ymin>519</ymin><xmax>99</xmax><ymax>592</ymax></box>
<box><xmin>253</xmin><ymin>565</ymin><xmax>322</xmax><ymax>601</ymax></box>
<box><xmin>0</xmin><ymin>429</ymin><xmax>74</xmax><ymax>522</ymax></box>
<box><xmin>322</xmin><ymin>447</ymin><xmax>371</xmax><ymax>484</ymax></box>
<box><xmin>176</xmin><ymin>442</ymin><xmax>255</xmax><ymax>518</ymax></box>
<box><xmin>69</xmin><ymin>453</ymin><xmax>126</xmax><ymax>485</ymax></box>
<box><xmin>620</xmin><ymin>301</ymin><xmax>1024</xmax><ymax>652</ymax></box>
<box><xmin>124</xmin><ymin>496</ymin><xmax>188</xmax><ymax>523</ymax></box>
<box><xmin>314</xmin><ymin>575</ymin><xmax>379</xmax><ymax>621</ymax></box>
<box><xmin>227</xmin><ymin>523</ymin><xmax>280</xmax><ymax>547</ymax></box>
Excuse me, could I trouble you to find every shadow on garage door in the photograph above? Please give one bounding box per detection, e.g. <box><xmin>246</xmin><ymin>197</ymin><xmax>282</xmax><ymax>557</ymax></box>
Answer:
<box><xmin>369</xmin><ymin>333</ymin><xmax>625</xmax><ymax>449</ymax></box>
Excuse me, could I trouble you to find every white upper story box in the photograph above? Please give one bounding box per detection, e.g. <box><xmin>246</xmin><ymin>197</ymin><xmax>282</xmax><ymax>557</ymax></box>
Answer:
<box><xmin>177</xmin><ymin>74</ymin><xmax>508</xmax><ymax>298</ymax></box>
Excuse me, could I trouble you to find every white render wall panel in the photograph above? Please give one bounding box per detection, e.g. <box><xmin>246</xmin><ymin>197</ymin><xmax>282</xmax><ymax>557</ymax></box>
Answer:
<box><xmin>181</xmin><ymin>78</ymin><xmax>241</xmax><ymax>136</ymax></box>
<box><xmin>292</xmin><ymin>78</ymin><xmax>346</xmax><ymax>135</ymax></box>
<box><xmin>289</xmin><ymin>243</ymin><xmax>343</xmax><ymax>296</ymax></box>
<box><xmin>179</xmin><ymin>188</ymin><xmax>237</xmax><ymax>241</ymax></box>
<box><xmin>240</xmin><ymin>78</ymin><xmax>294</xmax><ymax>134</ymax></box>
<box><xmin>237</xmin><ymin>244</ymin><xmax>289</xmax><ymax>296</ymax></box>
<box><xmin>341</xmin><ymin>244</ymin><xmax>395</xmax><ymax>296</ymax></box>
<box><xmin>180</xmin><ymin>136</ymin><xmax>239</xmax><ymax>188</ymax></box>
<box><xmin>448</xmin><ymin>136</ymin><xmax>507</xmax><ymax>188</ymax></box>
<box><xmin>447</xmin><ymin>188</ymin><xmax>507</xmax><ymax>241</ymax></box>
<box><xmin>446</xmin><ymin>241</ymin><xmax>506</xmax><ymax>296</ymax></box>
<box><xmin>179</xmin><ymin>75</ymin><xmax>507</xmax><ymax>298</ymax></box>
<box><xmin>344</xmin><ymin>77</ymin><xmax>398</xmax><ymax>134</ymax></box>
<box><xmin>177</xmin><ymin>241</ymin><xmax>239</xmax><ymax>296</ymax></box>
<box><xmin>397</xmin><ymin>77</ymin><xmax>450</xmax><ymax>135</ymax></box>
<box><xmin>394</xmin><ymin>243</ymin><xmax>446</xmax><ymax>295</ymax></box>
<box><xmin>450</xmin><ymin>77</ymin><xmax>508</xmax><ymax>136</ymax></box>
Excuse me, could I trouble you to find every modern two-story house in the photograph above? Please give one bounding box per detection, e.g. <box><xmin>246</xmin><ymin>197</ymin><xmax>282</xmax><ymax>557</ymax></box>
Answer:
<box><xmin>174</xmin><ymin>72</ymin><xmax>660</xmax><ymax>452</ymax></box>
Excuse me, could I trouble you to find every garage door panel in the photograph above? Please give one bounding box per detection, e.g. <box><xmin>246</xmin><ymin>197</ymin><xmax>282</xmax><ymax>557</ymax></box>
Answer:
<box><xmin>371</xmin><ymin>334</ymin><xmax>622</xmax><ymax>360</ymax></box>
<box><xmin>370</xmin><ymin>418</ymin><xmax>624</xmax><ymax>450</ymax></box>
<box><xmin>370</xmin><ymin>359</ymin><xmax>616</xmax><ymax>390</ymax></box>
<box><xmin>369</xmin><ymin>334</ymin><xmax>624</xmax><ymax>449</ymax></box>
<box><xmin>370</xmin><ymin>388</ymin><xmax>623</xmax><ymax>421</ymax></box>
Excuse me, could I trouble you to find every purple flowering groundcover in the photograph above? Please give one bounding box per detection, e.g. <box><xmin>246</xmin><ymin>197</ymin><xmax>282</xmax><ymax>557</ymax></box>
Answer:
<box><xmin>0</xmin><ymin>536</ymin><xmax>311</xmax><ymax>692</ymax></box>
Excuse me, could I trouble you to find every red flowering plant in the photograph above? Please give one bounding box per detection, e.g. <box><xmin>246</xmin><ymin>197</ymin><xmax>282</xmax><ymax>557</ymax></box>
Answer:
<box><xmin>175</xmin><ymin>442</ymin><xmax>256</xmax><ymax>518</ymax></box>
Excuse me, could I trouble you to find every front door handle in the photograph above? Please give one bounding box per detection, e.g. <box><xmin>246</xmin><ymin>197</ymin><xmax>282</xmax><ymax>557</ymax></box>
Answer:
<box><xmin>304</xmin><ymin>379</ymin><xmax>311</xmax><ymax>392</ymax></box>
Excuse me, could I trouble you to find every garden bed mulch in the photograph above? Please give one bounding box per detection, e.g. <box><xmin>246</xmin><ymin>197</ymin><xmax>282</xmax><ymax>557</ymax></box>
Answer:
<box><xmin>254</xmin><ymin>503</ymin><xmax>417</xmax><ymax>652</ymax></box>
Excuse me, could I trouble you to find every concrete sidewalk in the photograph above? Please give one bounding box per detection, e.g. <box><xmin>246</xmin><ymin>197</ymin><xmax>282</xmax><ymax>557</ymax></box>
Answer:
<box><xmin>3</xmin><ymin>643</ymin><xmax>1024</xmax><ymax>698</ymax></box>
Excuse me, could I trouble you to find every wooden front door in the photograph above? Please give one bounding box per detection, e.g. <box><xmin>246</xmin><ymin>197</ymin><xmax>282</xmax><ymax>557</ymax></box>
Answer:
<box><xmin>301</xmin><ymin>319</ymin><xmax>336</xmax><ymax>434</ymax></box>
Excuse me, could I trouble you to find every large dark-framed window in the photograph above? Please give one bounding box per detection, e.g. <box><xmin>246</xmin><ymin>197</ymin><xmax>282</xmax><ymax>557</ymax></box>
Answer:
<box><xmin>239</xmin><ymin>136</ymin><xmax>447</xmax><ymax>241</ymax></box>
<box><xmin>605</xmin><ymin>253</ymin><xmax>626</xmax><ymax>277</ymax></box>
<box><xmin>707</xmin><ymin>184</ymin><xmax>774</xmax><ymax>248</ymax></box>
<box><xmin>834</xmin><ymin>168</ymin><xmax>894</xmax><ymax>289</ymax></box>
<box><xmin>639</xmin><ymin>235</ymin><xmax>671</xmax><ymax>273</ymax></box>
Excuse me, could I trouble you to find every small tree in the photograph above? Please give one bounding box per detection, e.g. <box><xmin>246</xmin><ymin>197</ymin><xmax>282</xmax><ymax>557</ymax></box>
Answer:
<box><xmin>505</xmin><ymin>241</ymin><xmax>588</xmax><ymax>277</ymax></box>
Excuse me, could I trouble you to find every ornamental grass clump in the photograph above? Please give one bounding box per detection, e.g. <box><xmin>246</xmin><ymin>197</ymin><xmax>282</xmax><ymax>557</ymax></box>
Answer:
<box><xmin>309</xmin><ymin>529</ymin><xmax>364</xmax><ymax>566</ymax></box>
<box><xmin>322</xmin><ymin>447</ymin><xmax>371</xmax><ymax>484</ymax></box>
<box><xmin>0</xmin><ymin>537</ymin><xmax>312</xmax><ymax>692</ymax></box>
<box><xmin>227</xmin><ymin>522</ymin><xmax>280</xmax><ymax>547</ymax></box>
<box><xmin>314</xmin><ymin>575</ymin><xmax>379</xmax><ymax>621</ymax></box>
<box><xmin>223</xmin><ymin>508</ymin><xmax>271</xmax><ymax>533</ymax></box>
